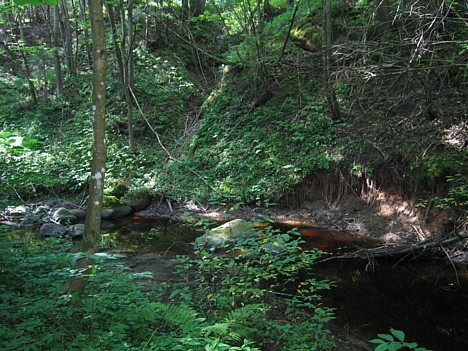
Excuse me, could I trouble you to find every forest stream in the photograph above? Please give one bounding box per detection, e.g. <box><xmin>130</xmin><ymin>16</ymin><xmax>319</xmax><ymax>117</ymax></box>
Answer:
<box><xmin>98</xmin><ymin>216</ymin><xmax>468</xmax><ymax>351</ymax></box>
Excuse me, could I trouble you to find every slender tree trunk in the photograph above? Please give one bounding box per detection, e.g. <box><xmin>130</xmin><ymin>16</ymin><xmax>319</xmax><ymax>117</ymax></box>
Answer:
<box><xmin>60</xmin><ymin>0</ymin><xmax>76</xmax><ymax>75</ymax></box>
<box><xmin>322</xmin><ymin>0</ymin><xmax>340</xmax><ymax>119</ymax></box>
<box><xmin>53</xmin><ymin>5</ymin><xmax>64</xmax><ymax>96</ymax></box>
<box><xmin>63</xmin><ymin>0</ymin><xmax>107</xmax><ymax>296</ymax></box>
<box><xmin>182</xmin><ymin>0</ymin><xmax>189</xmax><ymax>20</ymax></box>
<box><xmin>17</xmin><ymin>11</ymin><xmax>38</xmax><ymax>102</ymax></box>
<box><xmin>109</xmin><ymin>0</ymin><xmax>135</xmax><ymax>151</ymax></box>
<box><xmin>126</xmin><ymin>0</ymin><xmax>135</xmax><ymax>151</ymax></box>
<box><xmin>85</xmin><ymin>0</ymin><xmax>107</xmax><ymax>256</ymax></box>
<box><xmin>106</xmin><ymin>2</ymin><xmax>126</xmax><ymax>95</ymax></box>
<box><xmin>80</xmin><ymin>0</ymin><xmax>92</xmax><ymax>67</ymax></box>
<box><xmin>189</xmin><ymin>0</ymin><xmax>206</xmax><ymax>17</ymax></box>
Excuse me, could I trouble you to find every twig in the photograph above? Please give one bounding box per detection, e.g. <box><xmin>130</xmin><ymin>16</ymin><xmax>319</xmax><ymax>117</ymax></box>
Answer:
<box><xmin>128</xmin><ymin>86</ymin><xmax>175</xmax><ymax>161</ymax></box>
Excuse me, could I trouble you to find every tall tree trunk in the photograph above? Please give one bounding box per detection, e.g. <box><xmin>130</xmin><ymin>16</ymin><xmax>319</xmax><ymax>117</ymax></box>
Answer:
<box><xmin>60</xmin><ymin>0</ymin><xmax>76</xmax><ymax>75</ymax></box>
<box><xmin>126</xmin><ymin>0</ymin><xmax>135</xmax><ymax>151</ymax></box>
<box><xmin>17</xmin><ymin>11</ymin><xmax>38</xmax><ymax>102</ymax></box>
<box><xmin>80</xmin><ymin>0</ymin><xmax>92</xmax><ymax>67</ymax></box>
<box><xmin>53</xmin><ymin>5</ymin><xmax>64</xmax><ymax>96</ymax></box>
<box><xmin>106</xmin><ymin>2</ymin><xmax>126</xmax><ymax>95</ymax></box>
<box><xmin>322</xmin><ymin>0</ymin><xmax>340</xmax><ymax>120</ymax></box>
<box><xmin>182</xmin><ymin>0</ymin><xmax>189</xmax><ymax>20</ymax></box>
<box><xmin>109</xmin><ymin>0</ymin><xmax>135</xmax><ymax>151</ymax></box>
<box><xmin>189</xmin><ymin>0</ymin><xmax>206</xmax><ymax>18</ymax></box>
<box><xmin>63</xmin><ymin>0</ymin><xmax>107</xmax><ymax>296</ymax></box>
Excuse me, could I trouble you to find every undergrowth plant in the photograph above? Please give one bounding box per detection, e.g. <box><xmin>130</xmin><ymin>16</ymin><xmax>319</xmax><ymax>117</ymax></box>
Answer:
<box><xmin>174</xmin><ymin>225</ymin><xmax>336</xmax><ymax>351</ymax></box>
<box><xmin>370</xmin><ymin>328</ymin><xmax>432</xmax><ymax>351</ymax></box>
<box><xmin>0</xmin><ymin>223</ymin><xmax>335</xmax><ymax>351</ymax></box>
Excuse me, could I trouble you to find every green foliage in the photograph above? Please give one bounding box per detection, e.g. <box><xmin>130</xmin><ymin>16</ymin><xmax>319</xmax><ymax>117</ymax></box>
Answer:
<box><xmin>13</xmin><ymin>0</ymin><xmax>57</xmax><ymax>5</ymax></box>
<box><xmin>370</xmin><ymin>328</ymin><xmax>432</xmax><ymax>351</ymax></box>
<box><xmin>160</xmin><ymin>86</ymin><xmax>334</xmax><ymax>204</ymax></box>
<box><xmin>175</xmin><ymin>225</ymin><xmax>336</xmax><ymax>350</ymax></box>
<box><xmin>416</xmin><ymin>174</ymin><xmax>468</xmax><ymax>216</ymax></box>
<box><xmin>0</xmin><ymin>130</ymin><xmax>71</xmax><ymax>197</ymax></box>
<box><xmin>410</xmin><ymin>149</ymin><xmax>468</xmax><ymax>193</ymax></box>
<box><xmin>0</xmin><ymin>222</ymin><xmax>335</xmax><ymax>351</ymax></box>
<box><xmin>0</xmin><ymin>230</ymin><xmax>251</xmax><ymax>350</ymax></box>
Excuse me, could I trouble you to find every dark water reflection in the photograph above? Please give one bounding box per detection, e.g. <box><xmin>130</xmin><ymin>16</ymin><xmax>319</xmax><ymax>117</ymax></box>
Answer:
<box><xmin>101</xmin><ymin>216</ymin><xmax>199</xmax><ymax>255</ymax></box>
<box><xmin>103</xmin><ymin>216</ymin><xmax>468</xmax><ymax>350</ymax></box>
<box><xmin>318</xmin><ymin>259</ymin><xmax>468</xmax><ymax>351</ymax></box>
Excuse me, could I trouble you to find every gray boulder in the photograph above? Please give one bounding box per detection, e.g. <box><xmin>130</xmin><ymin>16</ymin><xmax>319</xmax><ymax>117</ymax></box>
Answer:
<box><xmin>121</xmin><ymin>188</ymin><xmax>152</xmax><ymax>212</ymax></box>
<box><xmin>19</xmin><ymin>216</ymin><xmax>42</xmax><ymax>228</ymax></box>
<box><xmin>53</xmin><ymin>207</ymin><xmax>78</xmax><ymax>224</ymax></box>
<box><xmin>101</xmin><ymin>196</ymin><xmax>133</xmax><ymax>219</ymax></box>
<box><xmin>69</xmin><ymin>208</ymin><xmax>87</xmax><ymax>220</ymax></box>
<box><xmin>64</xmin><ymin>224</ymin><xmax>85</xmax><ymax>240</ymax></box>
<box><xmin>39</xmin><ymin>223</ymin><xmax>66</xmax><ymax>238</ymax></box>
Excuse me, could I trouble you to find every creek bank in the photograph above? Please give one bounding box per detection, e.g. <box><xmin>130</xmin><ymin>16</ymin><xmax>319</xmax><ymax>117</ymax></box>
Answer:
<box><xmin>0</xmin><ymin>188</ymin><xmax>153</xmax><ymax>239</ymax></box>
<box><xmin>1</xmin><ymin>189</ymin><xmax>466</xmax><ymax>263</ymax></box>
<box><xmin>135</xmin><ymin>195</ymin><xmax>467</xmax><ymax>264</ymax></box>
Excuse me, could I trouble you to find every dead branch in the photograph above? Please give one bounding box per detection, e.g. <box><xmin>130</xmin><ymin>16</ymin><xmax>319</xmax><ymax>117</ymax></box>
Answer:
<box><xmin>316</xmin><ymin>234</ymin><xmax>468</xmax><ymax>264</ymax></box>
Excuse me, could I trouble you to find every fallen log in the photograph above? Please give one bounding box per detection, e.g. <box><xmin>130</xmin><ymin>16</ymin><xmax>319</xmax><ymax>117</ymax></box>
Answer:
<box><xmin>316</xmin><ymin>233</ymin><xmax>468</xmax><ymax>263</ymax></box>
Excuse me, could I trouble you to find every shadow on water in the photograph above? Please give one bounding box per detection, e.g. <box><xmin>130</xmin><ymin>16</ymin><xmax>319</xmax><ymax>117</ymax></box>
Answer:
<box><xmin>317</xmin><ymin>259</ymin><xmax>468</xmax><ymax>351</ymax></box>
<box><xmin>100</xmin><ymin>216</ymin><xmax>200</xmax><ymax>256</ymax></box>
<box><xmin>102</xmin><ymin>216</ymin><xmax>468</xmax><ymax>350</ymax></box>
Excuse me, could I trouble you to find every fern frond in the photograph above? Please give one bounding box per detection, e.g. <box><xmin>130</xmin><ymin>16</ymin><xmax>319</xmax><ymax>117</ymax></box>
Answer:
<box><xmin>152</xmin><ymin>302</ymin><xmax>204</xmax><ymax>335</ymax></box>
<box><xmin>225</xmin><ymin>303</ymin><xmax>266</xmax><ymax>323</ymax></box>
<box><xmin>203</xmin><ymin>322</ymin><xmax>230</xmax><ymax>336</ymax></box>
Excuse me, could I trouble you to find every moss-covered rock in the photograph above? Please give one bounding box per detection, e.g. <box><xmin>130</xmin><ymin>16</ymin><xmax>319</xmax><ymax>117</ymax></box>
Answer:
<box><xmin>195</xmin><ymin>219</ymin><xmax>257</xmax><ymax>251</ymax></box>
<box><xmin>121</xmin><ymin>188</ymin><xmax>153</xmax><ymax>212</ymax></box>
<box><xmin>101</xmin><ymin>196</ymin><xmax>133</xmax><ymax>219</ymax></box>
<box><xmin>291</xmin><ymin>24</ymin><xmax>322</xmax><ymax>52</ymax></box>
<box><xmin>53</xmin><ymin>207</ymin><xmax>78</xmax><ymax>224</ymax></box>
<box><xmin>39</xmin><ymin>223</ymin><xmax>66</xmax><ymax>238</ymax></box>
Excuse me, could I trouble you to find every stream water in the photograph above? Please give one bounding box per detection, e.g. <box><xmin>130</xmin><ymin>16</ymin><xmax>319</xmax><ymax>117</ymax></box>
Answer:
<box><xmin>100</xmin><ymin>216</ymin><xmax>468</xmax><ymax>351</ymax></box>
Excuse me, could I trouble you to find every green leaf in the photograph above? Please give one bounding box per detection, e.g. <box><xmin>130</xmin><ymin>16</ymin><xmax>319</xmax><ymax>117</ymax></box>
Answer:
<box><xmin>390</xmin><ymin>328</ymin><xmax>405</xmax><ymax>342</ymax></box>
<box><xmin>370</xmin><ymin>339</ymin><xmax>386</xmax><ymax>344</ymax></box>
<box><xmin>388</xmin><ymin>341</ymin><xmax>402</xmax><ymax>351</ymax></box>
<box><xmin>375</xmin><ymin>343</ymin><xmax>389</xmax><ymax>351</ymax></box>
<box><xmin>377</xmin><ymin>333</ymin><xmax>395</xmax><ymax>342</ymax></box>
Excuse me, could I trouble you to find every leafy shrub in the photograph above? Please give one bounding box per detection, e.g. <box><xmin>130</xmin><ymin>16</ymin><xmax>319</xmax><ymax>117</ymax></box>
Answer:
<box><xmin>174</xmin><ymin>225</ymin><xmax>336</xmax><ymax>350</ymax></box>
<box><xmin>0</xmin><ymin>222</ymin><xmax>335</xmax><ymax>351</ymax></box>
<box><xmin>370</xmin><ymin>328</ymin><xmax>432</xmax><ymax>351</ymax></box>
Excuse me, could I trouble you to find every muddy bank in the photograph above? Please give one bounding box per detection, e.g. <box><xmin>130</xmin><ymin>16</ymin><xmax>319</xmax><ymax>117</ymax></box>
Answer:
<box><xmin>136</xmin><ymin>193</ymin><xmax>449</xmax><ymax>244</ymax></box>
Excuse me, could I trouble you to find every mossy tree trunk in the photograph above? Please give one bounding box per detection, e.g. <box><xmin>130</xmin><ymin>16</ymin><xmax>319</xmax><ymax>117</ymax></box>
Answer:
<box><xmin>63</xmin><ymin>0</ymin><xmax>107</xmax><ymax>296</ymax></box>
